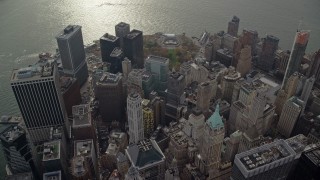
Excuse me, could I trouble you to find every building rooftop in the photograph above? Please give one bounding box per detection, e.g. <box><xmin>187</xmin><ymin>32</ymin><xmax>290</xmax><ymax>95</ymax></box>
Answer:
<box><xmin>71</xmin><ymin>155</ymin><xmax>88</xmax><ymax>177</ymax></box>
<box><xmin>169</xmin><ymin>72</ymin><xmax>184</xmax><ymax>81</ymax></box>
<box><xmin>295</xmin><ymin>30</ymin><xmax>310</xmax><ymax>45</ymax></box>
<box><xmin>72</xmin><ymin>104</ymin><xmax>91</xmax><ymax>127</ymax></box>
<box><xmin>128</xmin><ymin>69</ymin><xmax>144</xmax><ymax>80</ymax></box>
<box><xmin>56</xmin><ymin>25</ymin><xmax>81</xmax><ymax>39</ymax></box>
<box><xmin>129</xmin><ymin>92</ymin><xmax>140</xmax><ymax>99</ymax></box>
<box><xmin>241</xmin><ymin>79</ymin><xmax>268</xmax><ymax>93</ymax></box>
<box><xmin>126</xmin><ymin>29</ymin><xmax>142</xmax><ymax>39</ymax></box>
<box><xmin>217</xmin><ymin>48</ymin><xmax>233</xmax><ymax>58</ymax></box>
<box><xmin>43</xmin><ymin>171</ymin><xmax>62</xmax><ymax>180</ymax></box>
<box><xmin>231</xmin><ymin>15</ymin><xmax>240</xmax><ymax>23</ymax></box>
<box><xmin>259</xmin><ymin>77</ymin><xmax>279</xmax><ymax>88</ymax></box>
<box><xmin>60</xmin><ymin>76</ymin><xmax>76</xmax><ymax>93</ymax></box>
<box><xmin>234</xmin><ymin>140</ymin><xmax>296</xmax><ymax>178</ymax></box>
<box><xmin>100</xmin><ymin>33</ymin><xmax>119</xmax><ymax>42</ymax></box>
<box><xmin>142</xmin><ymin>71</ymin><xmax>152</xmax><ymax>82</ymax></box>
<box><xmin>43</xmin><ymin>140</ymin><xmax>61</xmax><ymax>161</ymax></box>
<box><xmin>146</xmin><ymin>55</ymin><xmax>169</xmax><ymax>64</ymax></box>
<box><xmin>0</xmin><ymin>125</ymin><xmax>25</xmax><ymax>143</ymax></box>
<box><xmin>207</xmin><ymin>104</ymin><xmax>224</xmax><ymax>130</ymax></box>
<box><xmin>303</xmin><ymin>143</ymin><xmax>320</xmax><ymax>167</ymax></box>
<box><xmin>74</xmin><ymin>139</ymin><xmax>94</xmax><ymax>157</ymax></box>
<box><xmin>223</xmin><ymin>67</ymin><xmax>241</xmax><ymax>81</ymax></box>
<box><xmin>94</xmin><ymin>71</ymin><xmax>122</xmax><ymax>85</ymax></box>
<box><xmin>285</xmin><ymin>134</ymin><xmax>308</xmax><ymax>155</ymax></box>
<box><xmin>106</xmin><ymin>142</ymin><xmax>119</xmax><ymax>156</ymax></box>
<box><xmin>11</xmin><ymin>59</ymin><xmax>55</xmax><ymax>81</ymax></box>
<box><xmin>110</xmin><ymin>47</ymin><xmax>123</xmax><ymax>57</ymax></box>
<box><xmin>243</xmin><ymin>29</ymin><xmax>258</xmax><ymax>35</ymax></box>
<box><xmin>126</xmin><ymin>139</ymin><xmax>165</xmax><ymax>169</ymax></box>
<box><xmin>116</xmin><ymin>22</ymin><xmax>130</xmax><ymax>28</ymax></box>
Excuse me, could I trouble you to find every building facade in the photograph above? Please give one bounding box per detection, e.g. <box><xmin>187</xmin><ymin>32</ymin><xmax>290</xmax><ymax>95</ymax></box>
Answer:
<box><xmin>56</xmin><ymin>25</ymin><xmax>88</xmax><ymax>85</ymax></box>
<box><xmin>282</xmin><ymin>30</ymin><xmax>310</xmax><ymax>89</ymax></box>
<box><xmin>100</xmin><ymin>33</ymin><xmax>120</xmax><ymax>62</ymax></box>
<box><xmin>196</xmin><ymin>104</ymin><xmax>225</xmax><ymax>176</ymax></box>
<box><xmin>277</xmin><ymin>96</ymin><xmax>304</xmax><ymax>138</ymax></box>
<box><xmin>231</xmin><ymin>140</ymin><xmax>296</xmax><ymax>180</ymax></box>
<box><xmin>257</xmin><ymin>35</ymin><xmax>279</xmax><ymax>72</ymax></box>
<box><xmin>227</xmin><ymin>16</ymin><xmax>240</xmax><ymax>37</ymax></box>
<box><xmin>93</xmin><ymin>71</ymin><xmax>124</xmax><ymax>124</ymax></box>
<box><xmin>145</xmin><ymin>55</ymin><xmax>169</xmax><ymax>96</ymax></box>
<box><xmin>127</xmin><ymin>93</ymin><xmax>144</xmax><ymax>144</ymax></box>
<box><xmin>123</xmin><ymin>30</ymin><xmax>144</xmax><ymax>68</ymax></box>
<box><xmin>0</xmin><ymin>125</ymin><xmax>39</xmax><ymax>178</ymax></box>
<box><xmin>11</xmin><ymin>60</ymin><xmax>68</xmax><ymax>144</ymax></box>
<box><xmin>115</xmin><ymin>22</ymin><xmax>130</xmax><ymax>49</ymax></box>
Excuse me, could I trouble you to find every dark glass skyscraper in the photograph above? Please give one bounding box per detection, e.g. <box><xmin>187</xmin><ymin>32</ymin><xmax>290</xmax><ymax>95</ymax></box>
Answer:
<box><xmin>165</xmin><ymin>72</ymin><xmax>185</xmax><ymax>125</ymax></box>
<box><xmin>282</xmin><ymin>30</ymin><xmax>310</xmax><ymax>89</ymax></box>
<box><xmin>0</xmin><ymin>124</ymin><xmax>39</xmax><ymax>179</ymax></box>
<box><xmin>56</xmin><ymin>25</ymin><xmax>88</xmax><ymax>86</ymax></box>
<box><xmin>257</xmin><ymin>35</ymin><xmax>279</xmax><ymax>71</ymax></box>
<box><xmin>115</xmin><ymin>22</ymin><xmax>130</xmax><ymax>49</ymax></box>
<box><xmin>11</xmin><ymin>60</ymin><xmax>68</xmax><ymax>144</ymax></box>
<box><xmin>227</xmin><ymin>16</ymin><xmax>240</xmax><ymax>37</ymax></box>
<box><xmin>109</xmin><ymin>47</ymin><xmax>124</xmax><ymax>74</ymax></box>
<box><xmin>100</xmin><ymin>33</ymin><xmax>120</xmax><ymax>62</ymax></box>
<box><xmin>123</xmin><ymin>29</ymin><xmax>144</xmax><ymax>68</ymax></box>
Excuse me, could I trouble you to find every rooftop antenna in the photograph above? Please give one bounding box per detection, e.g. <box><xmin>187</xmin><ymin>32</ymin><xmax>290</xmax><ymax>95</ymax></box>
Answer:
<box><xmin>297</xmin><ymin>18</ymin><xmax>303</xmax><ymax>32</ymax></box>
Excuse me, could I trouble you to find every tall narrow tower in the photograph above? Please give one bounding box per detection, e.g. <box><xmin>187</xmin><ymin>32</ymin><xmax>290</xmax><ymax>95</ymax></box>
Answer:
<box><xmin>115</xmin><ymin>22</ymin><xmax>130</xmax><ymax>49</ymax></box>
<box><xmin>56</xmin><ymin>25</ymin><xmax>88</xmax><ymax>86</ymax></box>
<box><xmin>227</xmin><ymin>16</ymin><xmax>240</xmax><ymax>37</ymax></box>
<box><xmin>123</xmin><ymin>30</ymin><xmax>144</xmax><ymax>68</ymax></box>
<box><xmin>196</xmin><ymin>104</ymin><xmax>225</xmax><ymax>175</ymax></box>
<box><xmin>127</xmin><ymin>93</ymin><xmax>144</xmax><ymax>144</ymax></box>
<box><xmin>282</xmin><ymin>30</ymin><xmax>310</xmax><ymax>88</ymax></box>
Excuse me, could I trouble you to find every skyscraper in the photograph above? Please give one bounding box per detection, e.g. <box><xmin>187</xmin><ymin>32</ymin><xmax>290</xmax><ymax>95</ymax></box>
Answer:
<box><xmin>42</xmin><ymin>140</ymin><xmax>68</xmax><ymax>179</ymax></box>
<box><xmin>275</xmin><ymin>50</ymin><xmax>291</xmax><ymax>75</ymax></box>
<box><xmin>122</xmin><ymin>58</ymin><xmax>132</xmax><ymax>81</ymax></box>
<box><xmin>127</xmin><ymin>93</ymin><xmax>144</xmax><ymax>144</ymax></box>
<box><xmin>92</xmin><ymin>71</ymin><xmax>124</xmax><ymax>124</ymax></box>
<box><xmin>11</xmin><ymin>60</ymin><xmax>68</xmax><ymax>144</ymax></box>
<box><xmin>145</xmin><ymin>55</ymin><xmax>169</xmax><ymax>96</ymax></box>
<box><xmin>115</xmin><ymin>22</ymin><xmax>130</xmax><ymax>49</ymax></box>
<box><xmin>100</xmin><ymin>33</ymin><xmax>120</xmax><ymax>62</ymax></box>
<box><xmin>282</xmin><ymin>30</ymin><xmax>310</xmax><ymax>89</ymax></box>
<box><xmin>240</xmin><ymin>29</ymin><xmax>259</xmax><ymax>55</ymax></box>
<box><xmin>125</xmin><ymin>139</ymin><xmax>165</xmax><ymax>179</ymax></box>
<box><xmin>165</xmin><ymin>72</ymin><xmax>185</xmax><ymax>124</ymax></box>
<box><xmin>123</xmin><ymin>29</ymin><xmax>144</xmax><ymax>68</ymax></box>
<box><xmin>109</xmin><ymin>47</ymin><xmax>125</xmax><ymax>74</ymax></box>
<box><xmin>196</xmin><ymin>104</ymin><xmax>225</xmax><ymax>176</ymax></box>
<box><xmin>307</xmin><ymin>49</ymin><xmax>320</xmax><ymax>85</ymax></box>
<box><xmin>231</xmin><ymin>140</ymin><xmax>297</xmax><ymax>180</ymax></box>
<box><xmin>227</xmin><ymin>16</ymin><xmax>240</xmax><ymax>37</ymax></box>
<box><xmin>56</xmin><ymin>25</ymin><xmax>88</xmax><ymax>86</ymax></box>
<box><xmin>275</xmin><ymin>72</ymin><xmax>304</xmax><ymax>114</ymax></box>
<box><xmin>221</xmin><ymin>67</ymin><xmax>241</xmax><ymax>103</ymax></box>
<box><xmin>236</xmin><ymin>46</ymin><xmax>252</xmax><ymax>77</ymax></box>
<box><xmin>142</xmin><ymin>107</ymin><xmax>154</xmax><ymax>138</ymax></box>
<box><xmin>196</xmin><ymin>81</ymin><xmax>213</xmax><ymax>113</ymax></box>
<box><xmin>277</xmin><ymin>96</ymin><xmax>304</xmax><ymax>138</ymax></box>
<box><xmin>0</xmin><ymin>125</ymin><xmax>39</xmax><ymax>178</ymax></box>
<box><xmin>257</xmin><ymin>35</ymin><xmax>279</xmax><ymax>72</ymax></box>
<box><xmin>300</xmin><ymin>76</ymin><xmax>315</xmax><ymax>103</ymax></box>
